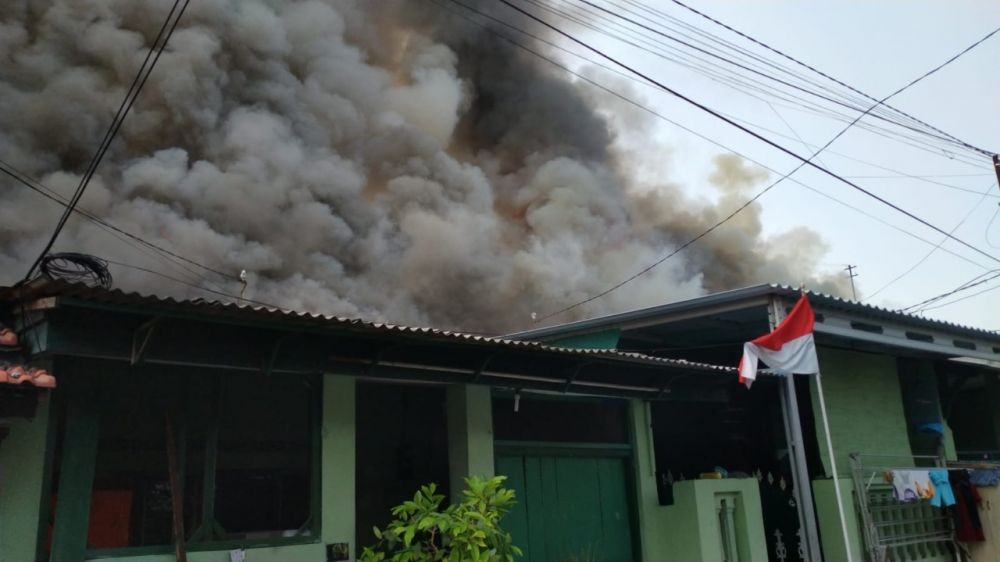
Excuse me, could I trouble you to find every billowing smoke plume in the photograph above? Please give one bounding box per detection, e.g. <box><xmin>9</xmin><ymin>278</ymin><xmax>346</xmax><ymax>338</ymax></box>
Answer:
<box><xmin>0</xmin><ymin>0</ymin><xmax>848</xmax><ymax>333</ymax></box>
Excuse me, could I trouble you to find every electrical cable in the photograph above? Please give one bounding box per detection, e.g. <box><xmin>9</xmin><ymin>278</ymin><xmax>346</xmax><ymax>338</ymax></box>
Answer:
<box><xmin>436</xmin><ymin>0</ymin><xmax>992</xmax><ymax>274</ymax></box>
<box><xmin>661</xmin><ymin>0</ymin><xmax>998</xmax><ymax>158</ymax></box>
<box><xmin>39</xmin><ymin>253</ymin><xmax>113</xmax><ymax>289</ymax></box>
<box><xmin>567</xmin><ymin>0</ymin><xmax>999</xmax><ymax>159</ymax></box>
<box><xmin>918</xmin><ymin>277</ymin><xmax>1000</xmax><ymax>312</ymax></box>
<box><xmin>865</xmin><ymin>182</ymin><xmax>997</xmax><ymax>301</ymax></box>
<box><xmin>23</xmin><ymin>0</ymin><xmax>191</xmax><ymax>281</ymax></box>
<box><xmin>0</xmin><ymin>160</ymin><xmax>238</xmax><ymax>283</ymax></box>
<box><xmin>986</xmin><ymin>205</ymin><xmax>1000</xmax><ymax>249</ymax></box>
<box><xmin>529</xmin><ymin>0</ymin><xmax>986</xmax><ymax>164</ymax></box>
<box><xmin>103</xmin><ymin>258</ymin><xmax>286</xmax><ymax>311</ymax></box>
<box><xmin>439</xmin><ymin>0</ymin><xmax>993</xmax><ymax>185</ymax></box>
<box><xmin>498</xmin><ymin>0</ymin><xmax>1000</xmax><ymax>269</ymax></box>
<box><xmin>607</xmin><ymin>0</ymin><xmax>985</xmax><ymax>155</ymax></box>
<box><xmin>902</xmin><ymin>269</ymin><xmax>1000</xmax><ymax>312</ymax></box>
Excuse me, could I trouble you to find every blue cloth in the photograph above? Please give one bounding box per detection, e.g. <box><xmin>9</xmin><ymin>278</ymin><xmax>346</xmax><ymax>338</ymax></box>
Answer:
<box><xmin>929</xmin><ymin>470</ymin><xmax>955</xmax><ymax>507</ymax></box>
<box><xmin>969</xmin><ymin>469</ymin><xmax>1000</xmax><ymax>487</ymax></box>
<box><xmin>916</xmin><ymin>422</ymin><xmax>945</xmax><ymax>435</ymax></box>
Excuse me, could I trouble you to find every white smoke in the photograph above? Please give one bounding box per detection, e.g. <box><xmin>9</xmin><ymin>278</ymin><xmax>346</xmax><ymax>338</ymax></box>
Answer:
<box><xmin>0</xmin><ymin>0</ymin><xmax>848</xmax><ymax>333</ymax></box>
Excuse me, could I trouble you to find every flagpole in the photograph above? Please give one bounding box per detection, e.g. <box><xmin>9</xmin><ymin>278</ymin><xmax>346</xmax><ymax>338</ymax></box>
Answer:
<box><xmin>814</xmin><ymin>369</ymin><xmax>854</xmax><ymax>562</ymax></box>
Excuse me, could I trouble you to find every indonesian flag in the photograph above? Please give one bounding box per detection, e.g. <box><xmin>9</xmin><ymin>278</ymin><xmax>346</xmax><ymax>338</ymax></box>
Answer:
<box><xmin>738</xmin><ymin>295</ymin><xmax>819</xmax><ymax>387</ymax></box>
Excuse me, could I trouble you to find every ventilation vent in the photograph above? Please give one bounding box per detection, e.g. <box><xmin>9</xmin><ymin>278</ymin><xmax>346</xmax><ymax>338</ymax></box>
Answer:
<box><xmin>850</xmin><ymin>321</ymin><xmax>883</xmax><ymax>334</ymax></box>
<box><xmin>905</xmin><ymin>331</ymin><xmax>934</xmax><ymax>343</ymax></box>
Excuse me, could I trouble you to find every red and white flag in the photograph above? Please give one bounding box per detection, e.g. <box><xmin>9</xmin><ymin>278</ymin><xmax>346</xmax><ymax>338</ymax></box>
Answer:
<box><xmin>738</xmin><ymin>294</ymin><xmax>819</xmax><ymax>387</ymax></box>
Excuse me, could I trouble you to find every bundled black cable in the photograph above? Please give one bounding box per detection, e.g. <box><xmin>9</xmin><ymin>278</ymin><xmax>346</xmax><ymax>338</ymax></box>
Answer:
<box><xmin>38</xmin><ymin>253</ymin><xmax>113</xmax><ymax>289</ymax></box>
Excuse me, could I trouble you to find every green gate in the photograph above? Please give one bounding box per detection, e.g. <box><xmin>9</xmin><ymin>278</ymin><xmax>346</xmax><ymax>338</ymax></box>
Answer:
<box><xmin>496</xmin><ymin>452</ymin><xmax>634</xmax><ymax>562</ymax></box>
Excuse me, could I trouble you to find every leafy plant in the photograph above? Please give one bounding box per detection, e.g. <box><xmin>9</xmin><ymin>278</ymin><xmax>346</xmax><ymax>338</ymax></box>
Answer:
<box><xmin>360</xmin><ymin>476</ymin><xmax>523</xmax><ymax>562</ymax></box>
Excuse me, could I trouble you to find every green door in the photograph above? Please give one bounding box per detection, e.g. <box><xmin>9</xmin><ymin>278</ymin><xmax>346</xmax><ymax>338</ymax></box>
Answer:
<box><xmin>497</xmin><ymin>454</ymin><xmax>634</xmax><ymax>562</ymax></box>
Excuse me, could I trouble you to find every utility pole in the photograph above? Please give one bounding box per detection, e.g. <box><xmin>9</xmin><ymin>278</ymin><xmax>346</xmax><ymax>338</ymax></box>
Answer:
<box><xmin>993</xmin><ymin>154</ymin><xmax>1000</xmax><ymax>194</ymax></box>
<box><xmin>844</xmin><ymin>264</ymin><xmax>858</xmax><ymax>300</ymax></box>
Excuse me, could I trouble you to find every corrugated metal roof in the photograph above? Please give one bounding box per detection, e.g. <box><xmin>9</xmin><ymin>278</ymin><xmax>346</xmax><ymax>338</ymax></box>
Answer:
<box><xmin>511</xmin><ymin>283</ymin><xmax>1000</xmax><ymax>342</ymax></box>
<box><xmin>3</xmin><ymin>279</ymin><xmax>732</xmax><ymax>374</ymax></box>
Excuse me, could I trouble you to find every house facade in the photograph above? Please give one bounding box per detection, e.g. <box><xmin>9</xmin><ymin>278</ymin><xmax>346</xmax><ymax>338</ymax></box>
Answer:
<box><xmin>513</xmin><ymin>284</ymin><xmax>1000</xmax><ymax>562</ymax></box>
<box><xmin>1</xmin><ymin>280</ymin><xmax>759</xmax><ymax>562</ymax></box>
<box><xmin>2</xmin><ymin>280</ymin><xmax>998</xmax><ymax>562</ymax></box>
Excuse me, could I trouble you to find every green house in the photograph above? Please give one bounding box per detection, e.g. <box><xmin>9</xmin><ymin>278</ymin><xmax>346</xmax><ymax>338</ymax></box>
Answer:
<box><xmin>0</xmin><ymin>279</ymin><xmax>752</xmax><ymax>562</ymax></box>
<box><xmin>3</xmin><ymin>280</ymin><xmax>998</xmax><ymax>562</ymax></box>
<box><xmin>513</xmin><ymin>284</ymin><xmax>1000</xmax><ymax>562</ymax></box>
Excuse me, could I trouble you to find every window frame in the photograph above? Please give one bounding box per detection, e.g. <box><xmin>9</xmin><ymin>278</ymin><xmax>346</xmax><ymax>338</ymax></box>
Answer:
<box><xmin>52</xmin><ymin>371</ymin><xmax>323</xmax><ymax>560</ymax></box>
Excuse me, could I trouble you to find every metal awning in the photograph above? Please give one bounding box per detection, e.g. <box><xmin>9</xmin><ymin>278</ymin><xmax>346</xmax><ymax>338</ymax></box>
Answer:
<box><xmin>511</xmin><ymin>284</ymin><xmax>1000</xmax><ymax>363</ymax></box>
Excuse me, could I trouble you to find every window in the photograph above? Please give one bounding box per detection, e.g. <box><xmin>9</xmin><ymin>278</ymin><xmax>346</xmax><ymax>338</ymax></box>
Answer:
<box><xmin>80</xmin><ymin>369</ymin><xmax>318</xmax><ymax>554</ymax></box>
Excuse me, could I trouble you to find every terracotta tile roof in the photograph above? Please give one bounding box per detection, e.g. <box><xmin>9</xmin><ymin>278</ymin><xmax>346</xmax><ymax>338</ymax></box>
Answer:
<box><xmin>0</xmin><ymin>363</ymin><xmax>55</xmax><ymax>388</ymax></box>
<box><xmin>0</xmin><ymin>323</ymin><xmax>55</xmax><ymax>388</ymax></box>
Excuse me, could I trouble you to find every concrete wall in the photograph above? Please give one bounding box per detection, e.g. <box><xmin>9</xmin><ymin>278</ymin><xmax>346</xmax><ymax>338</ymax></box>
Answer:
<box><xmin>812</xmin><ymin>348</ymin><xmax>913</xmax><ymax>478</ymax></box>
<box><xmin>0</xmin><ymin>393</ymin><xmax>51</xmax><ymax>562</ymax></box>
<box><xmin>629</xmin><ymin>400</ymin><xmax>768</xmax><ymax>562</ymax></box>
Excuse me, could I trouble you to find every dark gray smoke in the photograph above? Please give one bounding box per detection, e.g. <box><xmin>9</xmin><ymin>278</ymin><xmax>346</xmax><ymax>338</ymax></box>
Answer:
<box><xmin>0</xmin><ymin>0</ymin><xmax>848</xmax><ymax>333</ymax></box>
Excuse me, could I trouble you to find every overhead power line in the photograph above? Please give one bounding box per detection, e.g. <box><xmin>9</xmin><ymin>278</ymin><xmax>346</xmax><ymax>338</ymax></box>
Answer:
<box><xmin>529</xmin><ymin>0</ymin><xmax>986</xmax><ymax>166</ymax></box>
<box><xmin>918</xmin><ymin>277</ymin><xmax>1000</xmax><ymax>312</ymax></box>
<box><xmin>23</xmin><ymin>0</ymin><xmax>192</xmax><ymax>281</ymax></box>
<box><xmin>0</xmin><ymin>160</ymin><xmax>238</xmax><ymax>283</ymax></box>
<box><xmin>498</xmin><ymin>0</ymin><xmax>1000</xmax><ymax>270</ymax></box>
<box><xmin>569</xmin><ymin>0</ymin><xmax>996</xmax><ymax>159</ymax></box>
<box><xmin>437</xmin><ymin>0</ymin><xmax>993</xmax><ymax>274</ymax></box>
<box><xmin>662</xmin><ymin>0</ymin><xmax>998</xmax><ymax>158</ymax></box>
<box><xmin>104</xmin><ymin>258</ymin><xmax>283</xmax><ymax>311</ymax></box>
<box><xmin>492</xmin><ymin>0</ymin><xmax>1000</xmax><ymax>320</ymax></box>
<box><xmin>902</xmin><ymin>269</ymin><xmax>1000</xmax><ymax>312</ymax></box>
<box><xmin>445</xmin><ymin>0</ymin><xmax>994</xmax><ymax>195</ymax></box>
<box><xmin>865</xmin><ymin>182</ymin><xmax>997</xmax><ymax>301</ymax></box>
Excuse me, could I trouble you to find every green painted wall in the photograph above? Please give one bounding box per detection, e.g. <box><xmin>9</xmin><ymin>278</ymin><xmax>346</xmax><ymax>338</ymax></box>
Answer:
<box><xmin>812</xmin><ymin>478</ymin><xmax>864</xmax><ymax>562</ymax></box>
<box><xmin>812</xmin><ymin>348</ymin><xmax>913</xmax><ymax>478</ymax></box>
<box><xmin>628</xmin><ymin>400</ymin><xmax>768</xmax><ymax>562</ymax></box>
<box><xmin>0</xmin><ymin>393</ymin><xmax>51</xmax><ymax>562</ymax></box>
<box><xmin>446</xmin><ymin>385</ymin><xmax>494</xmax><ymax>503</ymax></box>
<box><xmin>322</xmin><ymin>375</ymin><xmax>357</xmax><ymax>557</ymax></box>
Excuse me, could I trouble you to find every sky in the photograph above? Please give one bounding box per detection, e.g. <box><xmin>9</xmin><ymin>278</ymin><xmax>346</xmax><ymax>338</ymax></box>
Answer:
<box><xmin>545</xmin><ymin>0</ymin><xmax>1000</xmax><ymax>330</ymax></box>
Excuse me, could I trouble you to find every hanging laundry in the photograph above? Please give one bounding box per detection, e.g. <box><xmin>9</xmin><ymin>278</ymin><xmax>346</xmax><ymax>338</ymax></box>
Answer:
<box><xmin>886</xmin><ymin>470</ymin><xmax>935</xmax><ymax>502</ymax></box>
<box><xmin>969</xmin><ymin>469</ymin><xmax>1000</xmax><ymax>487</ymax></box>
<box><xmin>949</xmin><ymin>470</ymin><xmax>985</xmax><ymax>542</ymax></box>
<box><xmin>928</xmin><ymin>470</ymin><xmax>955</xmax><ymax>507</ymax></box>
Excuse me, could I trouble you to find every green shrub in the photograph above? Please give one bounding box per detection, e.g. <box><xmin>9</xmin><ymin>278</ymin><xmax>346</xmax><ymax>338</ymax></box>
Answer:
<box><xmin>360</xmin><ymin>476</ymin><xmax>523</xmax><ymax>562</ymax></box>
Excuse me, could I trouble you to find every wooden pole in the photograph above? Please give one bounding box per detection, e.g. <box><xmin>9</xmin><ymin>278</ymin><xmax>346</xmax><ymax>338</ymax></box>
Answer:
<box><xmin>165</xmin><ymin>413</ymin><xmax>187</xmax><ymax>562</ymax></box>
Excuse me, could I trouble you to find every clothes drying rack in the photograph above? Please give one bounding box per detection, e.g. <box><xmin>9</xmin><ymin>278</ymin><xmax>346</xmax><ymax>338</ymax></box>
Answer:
<box><xmin>849</xmin><ymin>453</ymin><xmax>956</xmax><ymax>562</ymax></box>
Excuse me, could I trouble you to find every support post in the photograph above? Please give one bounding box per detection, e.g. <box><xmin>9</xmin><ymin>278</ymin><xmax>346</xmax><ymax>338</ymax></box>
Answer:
<box><xmin>770</xmin><ymin>297</ymin><xmax>823</xmax><ymax>561</ymax></box>
<box><xmin>50</xmin><ymin>383</ymin><xmax>100</xmax><ymax>562</ymax></box>
<box><xmin>446</xmin><ymin>385</ymin><xmax>494</xmax><ymax>503</ymax></box>
<box><xmin>165</xmin><ymin>413</ymin><xmax>187</xmax><ymax>562</ymax></box>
